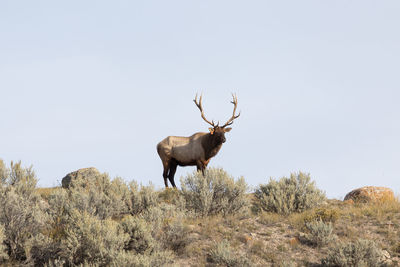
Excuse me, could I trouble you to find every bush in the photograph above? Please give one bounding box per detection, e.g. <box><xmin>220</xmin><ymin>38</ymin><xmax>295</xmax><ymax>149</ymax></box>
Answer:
<box><xmin>208</xmin><ymin>240</ymin><xmax>252</xmax><ymax>267</ymax></box>
<box><xmin>304</xmin><ymin>220</ymin><xmax>336</xmax><ymax>247</ymax></box>
<box><xmin>50</xmin><ymin>173</ymin><xmax>159</xmax><ymax>220</ymax></box>
<box><xmin>121</xmin><ymin>216</ymin><xmax>155</xmax><ymax>254</ymax></box>
<box><xmin>113</xmin><ymin>250</ymin><xmax>174</xmax><ymax>267</ymax></box>
<box><xmin>322</xmin><ymin>239</ymin><xmax>383</xmax><ymax>266</ymax></box>
<box><xmin>158</xmin><ymin>188</ymin><xmax>186</xmax><ymax>209</ymax></box>
<box><xmin>180</xmin><ymin>168</ymin><xmax>249</xmax><ymax>216</ymax></box>
<box><xmin>67</xmin><ymin>173</ymin><xmax>131</xmax><ymax>219</ymax></box>
<box><xmin>303</xmin><ymin>207</ymin><xmax>340</xmax><ymax>224</ymax></box>
<box><xmin>127</xmin><ymin>181</ymin><xmax>159</xmax><ymax>215</ymax></box>
<box><xmin>26</xmin><ymin>233</ymin><xmax>62</xmax><ymax>266</ymax></box>
<box><xmin>140</xmin><ymin>202</ymin><xmax>190</xmax><ymax>254</ymax></box>
<box><xmin>0</xmin><ymin>160</ymin><xmax>46</xmax><ymax>261</ymax></box>
<box><xmin>0</xmin><ymin>224</ymin><xmax>8</xmax><ymax>261</ymax></box>
<box><xmin>0</xmin><ymin>160</ymin><xmax>7</xmax><ymax>185</ymax></box>
<box><xmin>60</xmin><ymin>209</ymin><xmax>129</xmax><ymax>266</ymax></box>
<box><xmin>255</xmin><ymin>172</ymin><xmax>326</xmax><ymax>214</ymax></box>
<box><xmin>161</xmin><ymin>215</ymin><xmax>189</xmax><ymax>254</ymax></box>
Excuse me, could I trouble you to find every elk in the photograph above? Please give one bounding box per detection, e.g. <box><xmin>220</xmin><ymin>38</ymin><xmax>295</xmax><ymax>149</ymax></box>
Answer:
<box><xmin>157</xmin><ymin>94</ymin><xmax>240</xmax><ymax>188</ymax></box>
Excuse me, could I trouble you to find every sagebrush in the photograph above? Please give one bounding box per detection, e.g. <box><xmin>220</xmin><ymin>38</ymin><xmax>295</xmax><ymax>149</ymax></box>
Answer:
<box><xmin>304</xmin><ymin>219</ymin><xmax>336</xmax><ymax>247</ymax></box>
<box><xmin>322</xmin><ymin>239</ymin><xmax>383</xmax><ymax>266</ymax></box>
<box><xmin>0</xmin><ymin>160</ymin><xmax>45</xmax><ymax>261</ymax></box>
<box><xmin>180</xmin><ymin>168</ymin><xmax>249</xmax><ymax>216</ymax></box>
<box><xmin>255</xmin><ymin>172</ymin><xmax>326</xmax><ymax>214</ymax></box>
<box><xmin>0</xmin><ymin>160</ymin><xmax>187</xmax><ymax>266</ymax></box>
<box><xmin>208</xmin><ymin>240</ymin><xmax>252</xmax><ymax>267</ymax></box>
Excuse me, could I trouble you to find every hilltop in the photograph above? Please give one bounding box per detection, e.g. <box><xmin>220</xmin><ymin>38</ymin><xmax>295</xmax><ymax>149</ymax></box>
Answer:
<box><xmin>1</xmin><ymin>161</ymin><xmax>399</xmax><ymax>266</ymax></box>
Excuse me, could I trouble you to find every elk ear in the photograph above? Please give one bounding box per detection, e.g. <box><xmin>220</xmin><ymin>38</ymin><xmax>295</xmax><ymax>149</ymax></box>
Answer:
<box><xmin>208</xmin><ymin>128</ymin><xmax>214</xmax><ymax>135</ymax></box>
<box><xmin>224</xmin><ymin>127</ymin><xmax>232</xmax><ymax>133</ymax></box>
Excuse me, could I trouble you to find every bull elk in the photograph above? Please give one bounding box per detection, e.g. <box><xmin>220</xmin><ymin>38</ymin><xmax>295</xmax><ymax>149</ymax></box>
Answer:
<box><xmin>157</xmin><ymin>94</ymin><xmax>240</xmax><ymax>188</ymax></box>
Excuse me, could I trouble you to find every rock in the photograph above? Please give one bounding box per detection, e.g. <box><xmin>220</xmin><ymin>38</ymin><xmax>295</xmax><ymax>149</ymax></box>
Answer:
<box><xmin>344</xmin><ymin>186</ymin><xmax>394</xmax><ymax>203</ymax></box>
<box><xmin>61</xmin><ymin>167</ymin><xmax>100</xmax><ymax>189</ymax></box>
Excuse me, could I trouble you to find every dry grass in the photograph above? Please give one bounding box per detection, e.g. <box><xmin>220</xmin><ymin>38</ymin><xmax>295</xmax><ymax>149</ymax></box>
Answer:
<box><xmin>35</xmin><ymin>187</ymin><xmax>59</xmax><ymax>200</ymax></box>
<box><xmin>174</xmin><ymin>196</ymin><xmax>400</xmax><ymax>266</ymax></box>
<box><xmin>30</xmin><ymin>188</ymin><xmax>400</xmax><ymax>266</ymax></box>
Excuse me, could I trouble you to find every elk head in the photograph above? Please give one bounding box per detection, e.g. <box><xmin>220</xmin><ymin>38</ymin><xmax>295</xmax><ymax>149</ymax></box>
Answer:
<box><xmin>193</xmin><ymin>93</ymin><xmax>240</xmax><ymax>144</ymax></box>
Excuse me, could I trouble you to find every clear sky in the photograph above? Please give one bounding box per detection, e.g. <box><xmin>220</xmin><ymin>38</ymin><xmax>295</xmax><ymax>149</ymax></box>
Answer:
<box><xmin>1</xmin><ymin>1</ymin><xmax>399</xmax><ymax>198</ymax></box>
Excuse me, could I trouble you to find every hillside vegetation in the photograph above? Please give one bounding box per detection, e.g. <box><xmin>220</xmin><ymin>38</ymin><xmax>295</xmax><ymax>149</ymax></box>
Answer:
<box><xmin>0</xmin><ymin>160</ymin><xmax>399</xmax><ymax>266</ymax></box>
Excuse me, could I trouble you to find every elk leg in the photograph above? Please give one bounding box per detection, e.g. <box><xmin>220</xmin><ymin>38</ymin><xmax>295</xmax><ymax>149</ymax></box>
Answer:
<box><xmin>196</xmin><ymin>160</ymin><xmax>206</xmax><ymax>176</ymax></box>
<box><xmin>163</xmin><ymin>162</ymin><xmax>170</xmax><ymax>188</ymax></box>
<box><xmin>168</xmin><ymin>161</ymin><xmax>178</xmax><ymax>188</ymax></box>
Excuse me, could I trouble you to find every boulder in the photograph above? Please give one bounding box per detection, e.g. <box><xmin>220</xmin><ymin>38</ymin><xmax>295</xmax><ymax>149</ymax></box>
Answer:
<box><xmin>61</xmin><ymin>167</ymin><xmax>100</xmax><ymax>189</ymax></box>
<box><xmin>344</xmin><ymin>186</ymin><xmax>394</xmax><ymax>203</ymax></box>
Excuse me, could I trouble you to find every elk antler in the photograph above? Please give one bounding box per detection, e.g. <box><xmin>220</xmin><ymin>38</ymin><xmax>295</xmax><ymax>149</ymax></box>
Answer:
<box><xmin>193</xmin><ymin>94</ymin><xmax>216</xmax><ymax>127</ymax></box>
<box><xmin>221</xmin><ymin>93</ymin><xmax>240</xmax><ymax>128</ymax></box>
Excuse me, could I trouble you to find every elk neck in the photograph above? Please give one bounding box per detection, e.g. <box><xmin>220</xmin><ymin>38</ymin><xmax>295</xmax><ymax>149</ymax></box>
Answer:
<box><xmin>201</xmin><ymin>132</ymin><xmax>224</xmax><ymax>160</ymax></box>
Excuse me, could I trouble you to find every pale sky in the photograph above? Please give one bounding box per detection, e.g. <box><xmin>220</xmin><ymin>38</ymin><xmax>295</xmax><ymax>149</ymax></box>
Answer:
<box><xmin>1</xmin><ymin>1</ymin><xmax>399</xmax><ymax>198</ymax></box>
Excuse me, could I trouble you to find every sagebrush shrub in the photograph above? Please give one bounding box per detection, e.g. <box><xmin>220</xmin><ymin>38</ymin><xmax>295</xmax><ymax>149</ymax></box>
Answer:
<box><xmin>0</xmin><ymin>160</ymin><xmax>46</xmax><ymax>261</ymax></box>
<box><xmin>304</xmin><ymin>220</ymin><xmax>336</xmax><ymax>247</ymax></box>
<box><xmin>161</xmin><ymin>216</ymin><xmax>189</xmax><ymax>254</ymax></box>
<box><xmin>158</xmin><ymin>188</ymin><xmax>186</xmax><ymax>209</ymax></box>
<box><xmin>0</xmin><ymin>160</ymin><xmax>7</xmax><ymax>185</ymax></box>
<box><xmin>51</xmin><ymin>172</ymin><xmax>159</xmax><ymax>220</ymax></box>
<box><xmin>127</xmin><ymin>181</ymin><xmax>159</xmax><ymax>215</ymax></box>
<box><xmin>0</xmin><ymin>224</ymin><xmax>8</xmax><ymax>261</ymax></box>
<box><xmin>141</xmin><ymin>203</ymin><xmax>190</xmax><ymax>254</ymax></box>
<box><xmin>67</xmin><ymin>173</ymin><xmax>131</xmax><ymax>219</ymax></box>
<box><xmin>60</xmin><ymin>209</ymin><xmax>129</xmax><ymax>266</ymax></box>
<box><xmin>121</xmin><ymin>216</ymin><xmax>155</xmax><ymax>254</ymax></box>
<box><xmin>113</xmin><ymin>250</ymin><xmax>174</xmax><ymax>267</ymax></box>
<box><xmin>322</xmin><ymin>239</ymin><xmax>383</xmax><ymax>266</ymax></box>
<box><xmin>255</xmin><ymin>172</ymin><xmax>326</xmax><ymax>214</ymax></box>
<box><xmin>303</xmin><ymin>207</ymin><xmax>340</xmax><ymax>224</ymax></box>
<box><xmin>26</xmin><ymin>233</ymin><xmax>62</xmax><ymax>266</ymax></box>
<box><xmin>208</xmin><ymin>240</ymin><xmax>252</xmax><ymax>267</ymax></box>
<box><xmin>180</xmin><ymin>168</ymin><xmax>249</xmax><ymax>216</ymax></box>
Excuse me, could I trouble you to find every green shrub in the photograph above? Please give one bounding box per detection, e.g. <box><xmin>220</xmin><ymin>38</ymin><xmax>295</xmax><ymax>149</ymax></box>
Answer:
<box><xmin>158</xmin><ymin>188</ymin><xmax>186</xmax><ymax>209</ymax></box>
<box><xmin>322</xmin><ymin>239</ymin><xmax>383</xmax><ymax>266</ymax></box>
<box><xmin>60</xmin><ymin>209</ymin><xmax>129</xmax><ymax>266</ymax></box>
<box><xmin>304</xmin><ymin>220</ymin><xmax>336</xmax><ymax>247</ymax></box>
<box><xmin>127</xmin><ymin>181</ymin><xmax>159</xmax><ymax>215</ymax></box>
<box><xmin>67</xmin><ymin>173</ymin><xmax>131</xmax><ymax>219</ymax></box>
<box><xmin>0</xmin><ymin>160</ymin><xmax>7</xmax><ymax>185</ymax></box>
<box><xmin>113</xmin><ymin>250</ymin><xmax>174</xmax><ymax>267</ymax></box>
<box><xmin>0</xmin><ymin>224</ymin><xmax>8</xmax><ymax>261</ymax></box>
<box><xmin>255</xmin><ymin>172</ymin><xmax>326</xmax><ymax>214</ymax></box>
<box><xmin>303</xmin><ymin>207</ymin><xmax>340</xmax><ymax>224</ymax></box>
<box><xmin>0</xmin><ymin>160</ymin><xmax>46</xmax><ymax>261</ymax></box>
<box><xmin>121</xmin><ymin>216</ymin><xmax>155</xmax><ymax>254</ymax></box>
<box><xmin>208</xmin><ymin>240</ymin><xmax>252</xmax><ymax>267</ymax></box>
<box><xmin>141</xmin><ymin>203</ymin><xmax>190</xmax><ymax>254</ymax></box>
<box><xmin>0</xmin><ymin>160</ymin><xmax>37</xmax><ymax>197</ymax></box>
<box><xmin>26</xmin><ymin>233</ymin><xmax>62</xmax><ymax>266</ymax></box>
<box><xmin>180</xmin><ymin>168</ymin><xmax>249</xmax><ymax>216</ymax></box>
<box><xmin>161</xmin><ymin>216</ymin><xmax>189</xmax><ymax>254</ymax></box>
<box><xmin>51</xmin><ymin>172</ymin><xmax>159</xmax><ymax>220</ymax></box>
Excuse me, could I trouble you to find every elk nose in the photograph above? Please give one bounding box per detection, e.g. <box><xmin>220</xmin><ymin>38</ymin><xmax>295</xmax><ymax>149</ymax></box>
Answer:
<box><xmin>222</xmin><ymin>137</ymin><xmax>226</xmax><ymax>143</ymax></box>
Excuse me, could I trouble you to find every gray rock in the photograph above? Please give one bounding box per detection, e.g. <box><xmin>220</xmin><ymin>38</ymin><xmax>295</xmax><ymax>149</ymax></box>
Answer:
<box><xmin>61</xmin><ymin>167</ymin><xmax>100</xmax><ymax>188</ymax></box>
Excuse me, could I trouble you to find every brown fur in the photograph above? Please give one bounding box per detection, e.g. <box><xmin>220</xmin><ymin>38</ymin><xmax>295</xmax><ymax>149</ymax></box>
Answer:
<box><xmin>157</xmin><ymin>127</ymin><xmax>231</xmax><ymax>188</ymax></box>
<box><xmin>157</xmin><ymin>94</ymin><xmax>239</xmax><ymax>188</ymax></box>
